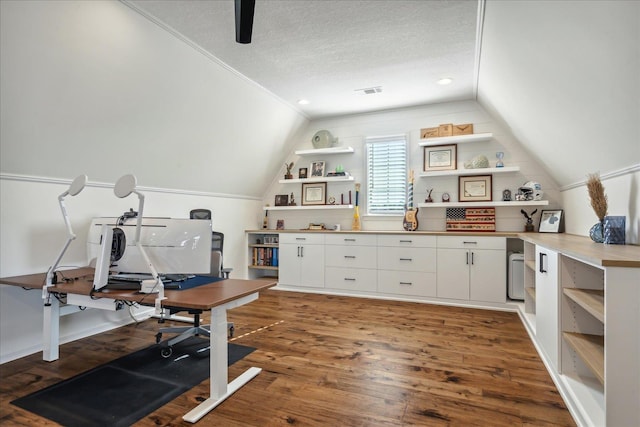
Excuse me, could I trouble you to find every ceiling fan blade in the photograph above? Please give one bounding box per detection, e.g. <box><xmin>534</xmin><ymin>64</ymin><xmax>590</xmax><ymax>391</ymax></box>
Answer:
<box><xmin>235</xmin><ymin>0</ymin><xmax>255</xmax><ymax>44</ymax></box>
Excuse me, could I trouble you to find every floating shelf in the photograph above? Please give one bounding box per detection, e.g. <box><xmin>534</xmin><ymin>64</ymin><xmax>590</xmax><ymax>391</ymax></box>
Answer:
<box><xmin>419</xmin><ymin>133</ymin><xmax>493</xmax><ymax>146</ymax></box>
<box><xmin>416</xmin><ymin>200</ymin><xmax>549</xmax><ymax>208</ymax></box>
<box><xmin>295</xmin><ymin>146</ymin><xmax>354</xmax><ymax>156</ymax></box>
<box><xmin>279</xmin><ymin>176</ymin><xmax>354</xmax><ymax>184</ymax></box>
<box><xmin>265</xmin><ymin>205</ymin><xmax>354</xmax><ymax>211</ymax></box>
<box><xmin>419</xmin><ymin>166</ymin><xmax>520</xmax><ymax>178</ymax></box>
<box><xmin>563</xmin><ymin>288</ymin><xmax>605</xmax><ymax>323</ymax></box>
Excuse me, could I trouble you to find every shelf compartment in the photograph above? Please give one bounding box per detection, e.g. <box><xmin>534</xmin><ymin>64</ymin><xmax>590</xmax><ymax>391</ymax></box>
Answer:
<box><xmin>563</xmin><ymin>332</ymin><xmax>604</xmax><ymax>385</ymax></box>
<box><xmin>525</xmin><ymin>260</ymin><xmax>535</xmax><ymax>271</ymax></box>
<box><xmin>525</xmin><ymin>287</ymin><xmax>536</xmax><ymax>300</ymax></box>
<box><xmin>418</xmin><ymin>166</ymin><xmax>519</xmax><ymax>178</ymax></box>
<box><xmin>418</xmin><ymin>133</ymin><xmax>493</xmax><ymax>146</ymax></box>
<box><xmin>295</xmin><ymin>146</ymin><xmax>354</xmax><ymax>155</ymax></box>
<box><xmin>248</xmin><ymin>265</ymin><xmax>279</xmax><ymax>271</ymax></box>
<box><xmin>563</xmin><ymin>288</ymin><xmax>604</xmax><ymax>323</ymax></box>
<box><xmin>249</xmin><ymin>244</ymin><xmax>279</xmax><ymax>249</ymax></box>
<box><xmin>278</xmin><ymin>176</ymin><xmax>354</xmax><ymax>184</ymax></box>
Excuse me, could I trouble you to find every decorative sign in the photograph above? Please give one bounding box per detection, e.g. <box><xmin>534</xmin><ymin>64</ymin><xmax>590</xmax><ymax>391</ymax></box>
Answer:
<box><xmin>446</xmin><ymin>207</ymin><xmax>496</xmax><ymax>232</ymax></box>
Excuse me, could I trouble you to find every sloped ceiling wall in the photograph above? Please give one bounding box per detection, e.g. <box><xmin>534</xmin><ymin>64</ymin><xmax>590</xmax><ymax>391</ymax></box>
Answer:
<box><xmin>477</xmin><ymin>0</ymin><xmax>640</xmax><ymax>188</ymax></box>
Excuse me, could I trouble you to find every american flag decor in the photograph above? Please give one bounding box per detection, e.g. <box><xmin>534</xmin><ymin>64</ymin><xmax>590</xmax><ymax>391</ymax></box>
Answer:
<box><xmin>446</xmin><ymin>207</ymin><xmax>496</xmax><ymax>232</ymax></box>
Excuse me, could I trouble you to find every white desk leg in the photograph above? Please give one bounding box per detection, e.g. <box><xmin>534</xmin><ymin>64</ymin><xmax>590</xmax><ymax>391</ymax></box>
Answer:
<box><xmin>182</xmin><ymin>306</ymin><xmax>261</xmax><ymax>423</ymax></box>
<box><xmin>42</xmin><ymin>294</ymin><xmax>60</xmax><ymax>362</ymax></box>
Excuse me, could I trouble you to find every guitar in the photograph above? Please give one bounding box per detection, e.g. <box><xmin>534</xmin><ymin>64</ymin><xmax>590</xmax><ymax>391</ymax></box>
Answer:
<box><xmin>352</xmin><ymin>183</ymin><xmax>361</xmax><ymax>231</ymax></box>
<box><xmin>403</xmin><ymin>170</ymin><xmax>419</xmax><ymax>231</ymax></box>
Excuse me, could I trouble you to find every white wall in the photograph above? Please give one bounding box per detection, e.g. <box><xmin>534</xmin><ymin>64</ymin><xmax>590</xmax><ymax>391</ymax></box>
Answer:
<box><xmin>263</xmin><ymin>101</ymin><xmax>561</xmax><ymax>232</ymax></box>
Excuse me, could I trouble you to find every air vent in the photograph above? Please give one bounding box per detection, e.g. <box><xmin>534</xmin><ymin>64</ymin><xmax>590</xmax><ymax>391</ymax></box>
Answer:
<box><xmin>355</xmin><ymin>86</ymin><xmax>383</xmax><ymax>95</ymax></box>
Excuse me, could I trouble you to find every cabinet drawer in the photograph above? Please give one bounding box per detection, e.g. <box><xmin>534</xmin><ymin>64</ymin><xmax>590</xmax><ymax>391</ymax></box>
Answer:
<box><xmin>325</xmin><ymin>245</ymin><xmax>377</xmax><ymax>268</ymax></box>
<box><xmin>377</xmin><ymin>247</ymin><xmax>436</xmax><ymax>272</ymax></box>
<box><xmin>377</xmin><ymin>234</ymin><xmax>436</xmax><ymax>248</ymax></box>
<box><xmin>437</xmin><ymin>236</ymin><xmax>505</xmax><ymax>250</ymax></box>
<box><xmin>377</xmin><ymin>270</ymin><xmax>436</xmax><ymax>297</ymax></box>
<box><xmin>325</xmin><ymin>233</ymin><xmax>377</xmax><ymax>246</ymax></box>
<box><xmin>279</xmin><ymin>233</ymin><xmax>325</xmax><ymax>245</ymax></box>
<box><xmin>325</xmin><ymin>267</ymin><xmax>377</xmax><ymax>292</ymax></box>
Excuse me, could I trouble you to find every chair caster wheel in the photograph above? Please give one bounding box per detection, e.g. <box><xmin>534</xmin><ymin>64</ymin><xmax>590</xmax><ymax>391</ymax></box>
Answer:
<box><xmin>155</xmin><ymin>332</ymin><xmax>162</xmax><ymax>344</ymax></box>
<box><xmin>161</xmin><ymin>347</ymin><xmax>173</xmax><ymax>358</ymax></box>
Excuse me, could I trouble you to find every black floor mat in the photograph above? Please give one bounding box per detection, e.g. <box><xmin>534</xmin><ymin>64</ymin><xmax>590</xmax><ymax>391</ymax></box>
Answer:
<box><xmin>11</xmin><ymin>338</ymin><xmax>256</xmax><ymax>427</ymax></box>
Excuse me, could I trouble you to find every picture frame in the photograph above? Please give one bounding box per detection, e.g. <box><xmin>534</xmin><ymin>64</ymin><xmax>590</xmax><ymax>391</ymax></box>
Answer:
<box><xmin>424</xmin><ymin>144</ymin><xmax>457</xmax><ymax>171</ymax></box>
<box><xmin>276</xmin><ymin>220</ymin><xmax>285</xmax><ymax>230</ymax></box>
<box><xmin>538</xmin><ymin>209</ymin><xmax>564</xmax><ymax>233</ymax></box>
<box><xmin>301</xmin><ymin>182</ymin><xmax>327</xmax><ymax>205</ymax></box>
<box><xmin>310</xmin><ymin>161</ymin><xmax>326</xmax><ymax>177</ymax></box>
<box><xmin>274</xmin><ymin>194</ymin><xmax>289</xmax><ymax>206</ymax></box>
<box><xmin>298</xmin><ymin>167</ymin><xmax>308</xmax><ymax>179</ymax></box>
<box><xmin>459</xmin><ymin>175</ymin><xmax>492</xmax><ymax>202</ymax></box>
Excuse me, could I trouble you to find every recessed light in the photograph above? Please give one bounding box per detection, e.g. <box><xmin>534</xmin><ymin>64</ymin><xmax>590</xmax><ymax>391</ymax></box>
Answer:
<box><xmin>437</xmin><ymin>78</ymin><xmax>453</xmax><ymax>85</ymax></box>
<box><xmin>297</xmin><ymin>99</ymin><xmax>310</xmax><ymax>105</ymax></box>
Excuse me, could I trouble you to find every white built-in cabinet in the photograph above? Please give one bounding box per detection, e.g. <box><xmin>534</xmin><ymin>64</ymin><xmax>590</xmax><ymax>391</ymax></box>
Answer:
<box><xmin>436</xmin><ymin>236</ymin><xmax>506</xmax><ymax>303</ymax></box>
<box><xmin>377</xmin><ymin>235</ymin><xmax>437</xmax><ymax>297</ymax></box>
<box><xmin>324</xmin><ymin>234</ymin><xmax>377</xmax><ymax>292</ymax></box>
<box><xmin>535</xmin><ymin>246</ymin><xmax>560</xmax><ymax>371</ymax></box>
<box><xmin>278</xmin><ymin>233</ymin><xmax>325</xmax><ymax>288</ymax></box>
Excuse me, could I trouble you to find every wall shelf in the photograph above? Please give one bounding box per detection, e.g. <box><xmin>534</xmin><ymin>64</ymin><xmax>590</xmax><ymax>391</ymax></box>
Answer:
<box><xmin>419</xmin><ymin>133</ymin><xmax>493</xmax><ymax>146</ymax></box>
<box><xmin>279</xmin><ymin>176</ymin><xmax>354</xmax><ymax>184</ymax></box>
<box><xmin>295</xmin><ymin>146</ymin><xmax>354</xmax><ymax>156</ymax></box>
<box><xmin>419</xmin><ymin>166</ymin><xmax>520</xmax><ymax>178</ymax></box>
<box><xmin>416</xmin><ymin>200</ymin><xmax>549</xmax><ymax>208</ymax></box>
<box><xmin>265</xmin><ymin>205</ymin><xmax>353</xmax><ymax>211</ymax></box>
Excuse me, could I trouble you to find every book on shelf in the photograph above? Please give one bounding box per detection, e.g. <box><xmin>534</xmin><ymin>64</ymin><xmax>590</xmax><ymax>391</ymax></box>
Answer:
<box><xmin>252</xmin><ymin>247</ymin><xmax>278</xmax><ymax>267</ymax></box>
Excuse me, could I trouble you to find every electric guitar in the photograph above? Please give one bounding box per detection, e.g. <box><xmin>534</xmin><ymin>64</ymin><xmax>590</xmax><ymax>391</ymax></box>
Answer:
<box><xmin>403</xmin><ymin>170</ymin><xmax>419</xmax><ymax>231</ymax></box>
<box><xmin>352</xmin><ymin>183</ymin><xmax>361</xmax><ymax>231</ymax></box>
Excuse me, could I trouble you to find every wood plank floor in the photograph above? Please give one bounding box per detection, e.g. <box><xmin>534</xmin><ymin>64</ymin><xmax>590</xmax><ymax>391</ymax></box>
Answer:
<box><xmin>0</xmin><ymin>289</ymin><xmax>575</xmax><ymax>426</ymax></box>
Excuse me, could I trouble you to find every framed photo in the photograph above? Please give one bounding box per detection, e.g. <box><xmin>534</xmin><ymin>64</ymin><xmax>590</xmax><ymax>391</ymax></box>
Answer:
<box><xmin>276</xmin><ymin>220</ymin><xmax>285</xmax><ymax>230</ymax></box>
<box><xmin>459</xmin><ymin>175</ymin><xmax>492</xmax><ymax>202</ymax></box>
<box><xmin>301</xmin><ymin>182</ymin><xmax>327</xmax><ymax>205</ymax></box>
<box><xmin>274</xmin><ymin>194</ymin><xmax>289</xmax><ymax>206</ymax></box>
<box><xmin>310</xmin><ymin>161</ymin><xmax>325</xmax><ymax>177</ymax></box>
<box><xmin>298</xmin><ymin>167</ymin><xmax>308</xmax><ymax>179</ymax></box>
<box><xmin>424</xmin><ymin>144</ymin><xmax>457</xmax><ymax>171</ymax></box>
<box><xmin>539</xmin><ymin>209</ymin><xmax>564</xmax><ymax>233</ymax></box>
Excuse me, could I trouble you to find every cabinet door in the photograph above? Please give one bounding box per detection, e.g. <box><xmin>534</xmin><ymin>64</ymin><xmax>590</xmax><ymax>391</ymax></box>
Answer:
<box><xmin>278</xmin><ymin>243</ymin><xmax>300</xmax><ymax>286</ymax></box>
<box><xmin>469</xmin><ymin>249</ymin><xmax>506</xmax><ymax>303</ymax></box>
<box><xmin>536</xmin><ymin>246</ymin><xmax>559</xmax><ymax>370</ymax></box>
<box><xmin>299</xmin><ymin>243</ymin><xmax>325</xmax><ymax>288</ymax></box>
<box><xmin>436</xmin><ymin>248</ymin><xmax>470</xmax><ymax>300</ymax></box>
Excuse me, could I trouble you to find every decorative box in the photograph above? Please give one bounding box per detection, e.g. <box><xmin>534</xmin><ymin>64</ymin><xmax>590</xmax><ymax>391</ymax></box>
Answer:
<box><xmin>420</xmin><ymin>127</ymin><xmax>439</xmax><ymax>139</ymax></box>
<box><xmin>438</xmin><ymin>124</ymin><xmax>453</xmax><ymax>137</ymax></box>
<box><xmin>452</xmin><ymin>123</ymin><xmax>473</xmax><ymax>135</ymax></box>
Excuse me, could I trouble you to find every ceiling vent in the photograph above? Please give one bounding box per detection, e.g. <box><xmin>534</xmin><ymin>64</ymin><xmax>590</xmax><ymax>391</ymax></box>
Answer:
<box><xmin>355</xmin><ymin>86</ymin><xmax>383</xmax><ymax>95</ymax></box>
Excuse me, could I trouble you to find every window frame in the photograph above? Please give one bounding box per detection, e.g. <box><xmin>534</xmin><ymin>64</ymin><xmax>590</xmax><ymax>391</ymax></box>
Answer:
<box><xmin>364</xmin><ymin>134</ymin><xmax>409</xmax><ymax>216</ymax></box>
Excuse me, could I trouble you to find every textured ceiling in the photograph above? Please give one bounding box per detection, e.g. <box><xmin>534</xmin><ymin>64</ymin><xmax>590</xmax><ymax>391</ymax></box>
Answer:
<box><xmin>126</xmin><ymin>0</ymin><xmax>480</xmax><ymax>118</ymax></box>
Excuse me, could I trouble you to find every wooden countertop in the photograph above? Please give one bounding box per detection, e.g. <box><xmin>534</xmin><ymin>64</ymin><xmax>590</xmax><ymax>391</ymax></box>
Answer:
<box><xmin>247</xmin><ymin>229</ymin><xmax>519</xmax><ymax>237</ymax></box>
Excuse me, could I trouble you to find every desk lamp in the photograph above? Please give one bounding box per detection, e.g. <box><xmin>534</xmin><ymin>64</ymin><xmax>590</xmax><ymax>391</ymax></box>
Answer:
<box><xmin>44</xmin><ymin>175</ymin><xmax>88</xmax><ymax>297</ymax></box>
<box><xmin>113</xmin><ymin>174</ymin><xmax>165</xmax><ymax>300</ymax></box>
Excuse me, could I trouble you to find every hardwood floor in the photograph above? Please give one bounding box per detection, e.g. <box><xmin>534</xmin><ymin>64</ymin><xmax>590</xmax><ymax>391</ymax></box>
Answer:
<box><xmin>0</xmin><ymin>289</ymin><xmax>575</xmax><ymax>426</ymax></box>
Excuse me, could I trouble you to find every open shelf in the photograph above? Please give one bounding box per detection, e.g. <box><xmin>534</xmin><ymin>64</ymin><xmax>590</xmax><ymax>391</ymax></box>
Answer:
<box><xmin>265</xmin><ymin>205</ymin><xmax>353</xmax><ymax>211</ymax></box>
<box><xmin>563</xmin><ymin>332</ymin><xmax>605</xmax><ymax>385</ymax></box>
<box><xmin>279</xmin><ymin>176</ymin><xmax>354</xmax><ymax>184</ymax></box>
<box><xmin>563</xmin><ymin>288</ymin><xmax>605</xmax><ymax>323</ymax></box>
<box><xmin>419</xmin><ymin>166</ymin><xmax>519</xmax><ymax>178</ymax></box>
<box><xmin>248</xmin><ymin>265</ymin><xmax>278</xmax><ymax>271</ymax></box>
<box><xmin>417</xmin><ymin>200</ymin><xmax>549</xmax><ymax>208</ymax></box>
<box><xmin>525</xmin><ymin>286</ymin><xmax>536</xmax><ymax>300</ymax></box>
<box><xmin>525</xmin><ymin>260</ymin><xmax>535</xmax><ymax>271</ymax></box>
<box><xmin>295</xmin><ymin>146</ymin><xmax>354</xmax><ymax>155</ymax></box>
<box><xmin>419</xmin><ymin>132</ymin><xmax>494</xmax><ymax>146</ymax></box>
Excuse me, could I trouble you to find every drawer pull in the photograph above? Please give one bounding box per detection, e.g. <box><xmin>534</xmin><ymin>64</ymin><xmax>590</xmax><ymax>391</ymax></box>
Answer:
<box><xmin>295</xmin><ymin>237</ymin><xmax>306</xmax><ymax>241</ymax></box>
<box><xmin>399</xmin><ymin>281</ymin><xmax>412</xmax><ymax>285</ymax></box>
<box><xmin>344</xmin><ymin>255</ymin><xmax>356</xmax><ymax>259</ymax></box>
<box><xmin>399</xmin><ymin>258</ymin><xmax>412</xmax><ymax>261</ymax></box>
<box><xmin>399</xmin><ymin>240</ymin><xmax>412</xmax><ymax>243</ymax></box>
<box><xmin>344</xmin><ymin>278</ymin><xmax>356</xmax><ymax>281</ymax></box>
<box><xmin>344</xmin><ymin>238</ymin><xmax>356</xmax><ymax>242</ymax></box>
<box><xmin>463</xmin><ymin>241</ymin><xmax>478</xmax><ymax>244</ymax></box>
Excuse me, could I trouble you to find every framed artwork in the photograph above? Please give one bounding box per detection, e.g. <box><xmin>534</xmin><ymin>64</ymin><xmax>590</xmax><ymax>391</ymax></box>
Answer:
<box><xmin>424</xmin><ymin>144</ymin><xmax>457</xmax><ymax>171</ymax></box>
<box><xmin>310</xmin><ymin>161</ymin><xmax>326</xmax><ymax>177</ymax></box>
<box><xmin>298</xmin><ymin>167</ymin><xmax>308</xmax><ymax>179</ymax></box>
<box><xmin>302</xmin><ymin>182</ymin><xmax>327</xmax><ymax>205</ymax></box>
<box><xmin>539</xmin><ymin>209</ymin><xmax>564</xmax><ymax>233</ymax></box>
<box><xmin>276</xmin><ymin>220</ymin><xmax>285</xmax><ymax>230</ymax></box>
<box><xmin>459</xmin><ymin>175</ymin><xmax>492</xmax><ymax>202</ymax></box>
<box><xmin>274</xmin><ymin>194</ymin><xmax>289</xmax><ymax>206</ymax></box>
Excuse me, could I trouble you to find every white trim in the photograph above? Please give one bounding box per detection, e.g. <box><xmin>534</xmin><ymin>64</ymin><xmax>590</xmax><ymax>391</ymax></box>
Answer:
<box><xmin>473</xmin><ymin>0</ymin><xmax>486</xmax><ymax>99</ymax></box>
<box><xmin>0</xmin><ymin>173</ymin><xmax>261</xmax><ymax>201</ymax></box>
<box><xmin>119</xmin><ymin>0</ymin><xmax>309</xmax><ymax>120</ymax></box>
<box><xmin>559</xmin><ymin>164</ymin><xmax>640</xmax><ymax>191</ymax></box>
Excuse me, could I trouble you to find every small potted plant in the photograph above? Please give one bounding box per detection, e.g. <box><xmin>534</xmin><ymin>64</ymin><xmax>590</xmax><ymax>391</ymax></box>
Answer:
<box><xmin>284</xmin><ymin>162</ymin><xmax>294</xmax><ymax>180</ymax></box>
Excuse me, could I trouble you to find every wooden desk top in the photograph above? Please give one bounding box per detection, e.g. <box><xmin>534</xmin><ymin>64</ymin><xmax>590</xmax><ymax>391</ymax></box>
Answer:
<box><xmin>0</xmin><ymin>268</ymin><xmax>276</xmax><ymax>311</ymax></box>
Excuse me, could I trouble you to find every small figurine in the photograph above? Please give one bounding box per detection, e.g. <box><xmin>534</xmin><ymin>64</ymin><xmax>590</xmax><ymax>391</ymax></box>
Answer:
<box><xmin>502</xmin><ymin>189</ymin><xmax>512</xmax><ymax>201</ymax></box>
<box><xmin>289</xmin><ymin>192</ymin><xmax>296</xmax><ymax>206</ymax></box>
<box><xmin>496</xmin><ymin>152</ymin><xmax>504</xmax><ymax>168</ymax></box>
<box><xmin>521</xmin><ymin>209</ymin><xmax>538</xmax><ymax>232</ymax></box>
<box><xmin>284</xmin><ymin>162</ymin><xmax>294</xmax><ymax>179</ymax></box>
<box><xmin>425</xmin><ymin>189</ymin><xmax>433</xmax><ymax>203</ymax></box>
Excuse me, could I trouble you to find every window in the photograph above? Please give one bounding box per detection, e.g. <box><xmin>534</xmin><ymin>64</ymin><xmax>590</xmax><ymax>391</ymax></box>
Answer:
<box><xmin>365</xmin><ymin>135</ymin><xmax>408</xmax><ymax>215</ymax></box>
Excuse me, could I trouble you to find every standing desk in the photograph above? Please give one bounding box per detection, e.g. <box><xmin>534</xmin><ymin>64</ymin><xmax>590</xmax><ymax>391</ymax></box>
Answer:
<box><xmin>0</xmin><ymin>269</ymin><xmax>276</xmax><ymax>423</ymax></box>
